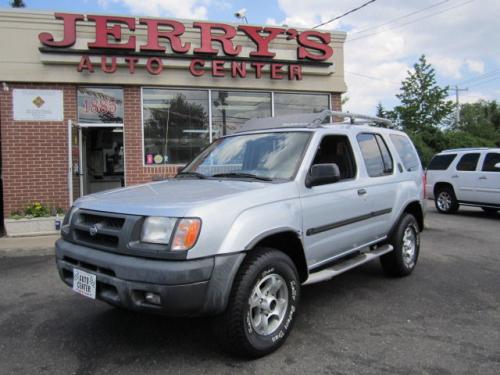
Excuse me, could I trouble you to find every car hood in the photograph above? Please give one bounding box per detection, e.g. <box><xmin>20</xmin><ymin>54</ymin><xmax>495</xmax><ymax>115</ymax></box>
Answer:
<box><xmin>74</xmin><ymin>178</ymin><xmax>273</xmax><ymax>216</ymax></box>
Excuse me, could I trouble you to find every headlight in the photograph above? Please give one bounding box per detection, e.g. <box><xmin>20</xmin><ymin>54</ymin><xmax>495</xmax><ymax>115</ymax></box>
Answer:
<box><xmin>62</xmin><ymin>206</ymin><xmax>78</xmax><ymax>228</ymax></box>
<box><xmin>141</xmin><ymin>217</ymin><xmax>202</xmax><ymax>250</ymax></box>
<box><xmin>141</xmin><ymin>217</ymin><xmax>177</xmax><ymax>244</ymax></box>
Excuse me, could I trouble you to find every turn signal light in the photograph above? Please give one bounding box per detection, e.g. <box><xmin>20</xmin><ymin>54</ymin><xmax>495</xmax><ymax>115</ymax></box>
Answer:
<box><xmin>171</xmin><ymin>218</ymin><xmax>201</xmax><ymax>251</ymax></box>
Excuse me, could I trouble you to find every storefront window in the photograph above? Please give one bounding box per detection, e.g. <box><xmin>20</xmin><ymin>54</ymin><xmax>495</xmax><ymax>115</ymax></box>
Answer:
<box><xmin>143</xmin><ymin>89</ymin><xmax>209</xmax><ymax>165</ymax></box>
<box><xmin>77</xmin><ymin>87</ymin><xmax>124</xmax><ymax>124</ymax></box>
<box><xmin>274</xmin><ymin>92</ymin><xmax>330</xmax><ymax>116</ymax></box>
<box><xmin>211</xmin><ymin>91</ymin><xmax>271</xmax><ymax>138</ymax></box>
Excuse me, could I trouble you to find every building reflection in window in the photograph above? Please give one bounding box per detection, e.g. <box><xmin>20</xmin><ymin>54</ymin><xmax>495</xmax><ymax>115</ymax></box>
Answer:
<box><xmin>143</xmin><ymin>89</ymin><xmax>209</xmax><ymax>165</ymax></box>
<box><xmin>211</xmin><ymin>91</ymin><xmax>271</xmax><ymax>138</ymax></box>
<box><xmin>274</xmin><ymin>92</ymin><xmax>330</xmax><ymax>116</ymax></box>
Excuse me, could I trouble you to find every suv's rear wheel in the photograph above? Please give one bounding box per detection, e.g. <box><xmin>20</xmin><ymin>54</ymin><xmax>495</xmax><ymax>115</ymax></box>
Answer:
<box><xmin>217</xmin><ymin>248</ymin><xmax>300</xmax><ymax>358</ymax></box>
<box><xmin>380</xmin><ymin>213</ymin><xmax>420</xmax><ymax>277</ymax></box>
<box><xmin>435</xmin><ymin>186</ymin><xmax>459</xmax><ymax>214</ymax></box>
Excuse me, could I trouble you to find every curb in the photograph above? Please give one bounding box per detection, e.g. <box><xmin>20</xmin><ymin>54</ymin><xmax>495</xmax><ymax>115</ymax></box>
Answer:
<box><xmin>0</xmin><ymin>247</ymin><xmax>54</xmax><ymax>258</ymax></box>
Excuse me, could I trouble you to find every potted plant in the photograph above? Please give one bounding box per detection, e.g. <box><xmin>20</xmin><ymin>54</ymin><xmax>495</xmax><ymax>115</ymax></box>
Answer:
<box><xmin>4</xmin><ymin>202</ymin><xmax>65</xmax><ymax>237</ymax></box>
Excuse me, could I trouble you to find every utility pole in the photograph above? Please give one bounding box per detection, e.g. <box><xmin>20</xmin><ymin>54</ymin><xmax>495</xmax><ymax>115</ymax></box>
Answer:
<box><xmin>452</xmin><ymin>85</ymin><xmax>468</xmax><ymax>127</ymax></box>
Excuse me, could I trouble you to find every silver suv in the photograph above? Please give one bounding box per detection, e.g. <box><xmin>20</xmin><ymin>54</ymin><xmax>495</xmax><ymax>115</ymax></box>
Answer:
<box><xmin>56</xmin><ymin>111</ymin><xmax>425</xmax><ymax>357</ymax></box>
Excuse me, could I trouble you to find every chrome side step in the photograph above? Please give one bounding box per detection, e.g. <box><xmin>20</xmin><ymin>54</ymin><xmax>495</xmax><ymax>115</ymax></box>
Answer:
<box><xmin>303</xmin><ymin>244</ymin><xmax>394</xmax><ymax>286</ymax></box>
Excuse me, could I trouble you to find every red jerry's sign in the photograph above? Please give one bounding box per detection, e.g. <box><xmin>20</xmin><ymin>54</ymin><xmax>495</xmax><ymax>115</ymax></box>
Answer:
<box><xmin>38</xmin><ymin>13</ymin><xmax>335</xmax><ymax>80</ymax></box>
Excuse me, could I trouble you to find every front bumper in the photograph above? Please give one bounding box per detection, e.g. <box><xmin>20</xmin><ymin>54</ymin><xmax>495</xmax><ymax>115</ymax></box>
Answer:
<box><xmin>55</xmin><ymin>239</ymin><xmax>245</xmax><ymax>316</ymax></box>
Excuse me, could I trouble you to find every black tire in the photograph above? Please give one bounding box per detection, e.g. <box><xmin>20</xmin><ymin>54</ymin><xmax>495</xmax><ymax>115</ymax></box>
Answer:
<box><xmin>434</xmin><ymin>186</ymin><xmax>459</xmax><ymax>214</ymax></box>
<box><xmin>216</xmin><ymin>247</ymin><xmax>300</xmax><ymax>358</ymax></box>
<box><xmin>481</xmin><ymin>207</ymin><xmax>499</xmax><ymax>214</ymax></box>
<box><xmin>380</xmin><ymin>213</ymin><xmax>420</xmax><ymax>277</ymax></box>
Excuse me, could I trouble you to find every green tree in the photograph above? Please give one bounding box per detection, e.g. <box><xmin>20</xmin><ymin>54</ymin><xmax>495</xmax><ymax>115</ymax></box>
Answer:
<box><xmin>393</xmin><ymin>55</ymin><xmax>454</xmax><ymax>133</ymax></box>
<box><xmin>375</xmin><ymin>102</ymin><xmax>385</xmax><ymax>118</ymax></box>
<box><xmin>10</xmin><ymin>0</ymin><xmax>26</xmax><ymax>7</ymax></box>
<box><xmin>373</xmin><ymin>102</ymin><xmax>392</xmax><ymax>128</ymax></box>
<box><xmin>454</xmin><ymin>100</ymin><xmax>500</xmax><ymax>146</ymax></box>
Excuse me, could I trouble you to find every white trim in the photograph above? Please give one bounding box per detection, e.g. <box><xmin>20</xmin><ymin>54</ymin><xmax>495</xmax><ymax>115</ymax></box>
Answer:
<box><xmin>271</xmin><ymin>91</ymin><xmax>275</xmax><ymax>117</ymax></box>
<box><xmin>67</xmin><ymin>119</ymin><xmax>73</xmax><ymax>207</ymax></box>
<box><xmin>208</xmin><ymin>89</ymin><xmax>213</xmax><ymax>143</ymax></box>
<box><xmin>77</xmin><ymin>123</ymin><xmax>123</xmax><ymax>128</ymax></box>
<box><xmin>140</xmin><ymin>86</ymin><xmax>145</xmax><ymax>171</ymax></box>
<box><xmin>78</xmin><ymin>126</ymin><xmax>83</xmax><ymax>197</ymax></box>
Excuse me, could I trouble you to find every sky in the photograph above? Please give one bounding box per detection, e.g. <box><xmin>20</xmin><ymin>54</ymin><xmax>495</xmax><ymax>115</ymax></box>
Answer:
<box><xmin>3</xmin><ymin>0</ymin><xmax>499</xmax><ymax>115</ymax></box>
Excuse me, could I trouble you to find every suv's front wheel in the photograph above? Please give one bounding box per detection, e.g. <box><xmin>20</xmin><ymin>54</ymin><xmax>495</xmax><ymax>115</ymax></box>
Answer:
<box><xmin>217</xmin><ymin>248</ymin><xmax>300</xmax><ymax>358</ymax></box>
<box><xmin>435</xmin><ymin>186</ymin><xmax>459</xmax><ymax>214</ymax></box>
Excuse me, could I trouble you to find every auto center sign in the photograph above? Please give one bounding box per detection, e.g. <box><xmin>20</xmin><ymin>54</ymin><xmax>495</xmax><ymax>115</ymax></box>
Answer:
<box><xmin>38</xmin><ymin>13</ymin><xmax>334</xmax><ymax>80</ymax></box>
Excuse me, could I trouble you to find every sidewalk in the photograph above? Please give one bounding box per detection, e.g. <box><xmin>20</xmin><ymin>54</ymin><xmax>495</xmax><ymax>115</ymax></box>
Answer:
<box><xmin>0</xmin><ymin>234</ymin><xmax>58</xmax><ymax>257</ymax></box>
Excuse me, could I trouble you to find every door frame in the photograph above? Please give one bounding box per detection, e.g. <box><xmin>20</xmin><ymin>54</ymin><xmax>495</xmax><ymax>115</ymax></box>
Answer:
<box><xmin>77</xmin><ymin>123</ymin><xmax>125</xmax><ymax>197</ymax></box>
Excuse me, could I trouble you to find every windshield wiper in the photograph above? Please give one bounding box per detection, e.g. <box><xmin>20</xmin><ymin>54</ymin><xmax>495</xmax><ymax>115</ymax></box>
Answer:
<box><xmin>212</xmin><ymin>172</ymin><xmax>273</xmax><ymax>181</ymax></box>
<box><xmin>176</xmin><ymin>171</ymin><xmax>207</xmax><ymax>179</ymax></box>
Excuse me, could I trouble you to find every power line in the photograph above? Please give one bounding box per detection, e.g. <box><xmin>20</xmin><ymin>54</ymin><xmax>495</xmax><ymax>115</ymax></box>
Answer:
<box><xmin>313</xmin><ymin>0</ymin><xmax>377</xmax><ymax>29</ymax></box>
<box><xmin>347</xmin><ymin>0</ymin><xmax>475</xmax><ymax>43</ymax></box>
<box><xmin>456</xmin><ymin>69</ymin><xmax>500</xmax><ymax>85</ymax></box>
<box><xmin>467</xmin><ymin>76</ymin><xmax>500</xmax><ymax>88</ymax></box>
<box><xmin>345</xmin><ymin>70</ymin><xmax>401</xmax><ymax>85</ymax></box>
<box><xmin>350</xmin><ymin>0</ymin><xmax>450</xmax><ymax>36</ymax></box>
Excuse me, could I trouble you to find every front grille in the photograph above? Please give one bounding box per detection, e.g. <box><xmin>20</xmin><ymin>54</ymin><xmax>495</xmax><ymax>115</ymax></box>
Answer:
<box><xmin>74</xmin><ymin>229</ymin><xmax>120</xmax><ymax>249</ymax></box>
<box><xmin>79</xmin><ymin>213</ymin><xmax>125</xmax><ymax>230</ymax></box>
<box><xmin>70</xmin><ymin>210</ymin><xmax>130</xmax><ymax>251</ymax></box>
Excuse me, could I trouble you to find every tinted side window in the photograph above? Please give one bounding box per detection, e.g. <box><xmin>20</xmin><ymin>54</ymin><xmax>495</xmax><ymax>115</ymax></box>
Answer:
<box><xmin>375</xmin><ymin>135</ymin><xmax>393</xmax><ymax>174</ymax></box>
<box><xmin>311</xmin><ymin>135</ymin><xmax>356</xmax><ymax>181</ymax></box>
<box><xmin>389</xmin><ymin>134</ymin><xmax>420</xmax><ymax>171</ymax></box>
<box><xmin>357</xmin><ymin>133</ymin><xmax>387</xmax><ymax>177</ymax></box>
<box><xmin>456</xmin><ymin>153</ymin><xmax>480</xmax><ymax>171</ymax></box>
<box><xmin>482</xmin><ymin>153</ymin><xmax>500</xmax><ymax>172</ymax></box>
<box><xmin>427</xmin><ymin>154</ymin><xmax>457</xmax><ymax>170</ymax></box>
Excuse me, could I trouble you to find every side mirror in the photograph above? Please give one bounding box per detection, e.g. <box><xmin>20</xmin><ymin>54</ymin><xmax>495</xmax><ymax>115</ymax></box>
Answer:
<box><xmin>306</xmin><ymin>163</ymin><xmax>341</xmax><ymax>188</ymax></box>
<box><xmin>495</xmin><ymin>162</ymin><xmax>500</xmax><ymax>169</ymax></box>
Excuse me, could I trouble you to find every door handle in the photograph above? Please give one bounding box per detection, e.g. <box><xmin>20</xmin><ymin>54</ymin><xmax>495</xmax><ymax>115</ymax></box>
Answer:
<box><xmin>451</xmin><ymin>175</ymin><xmax>458</xmax><ymax>178</ymax></box>
<box><xmin>479</xmin><ymin>176</ymin><xmax>487</xmax><ymax>180</ymax></box>
<box><xmin>358</xmin><ymin>189</ymin><xmax>367</xmax><ymax>196</ymax></box>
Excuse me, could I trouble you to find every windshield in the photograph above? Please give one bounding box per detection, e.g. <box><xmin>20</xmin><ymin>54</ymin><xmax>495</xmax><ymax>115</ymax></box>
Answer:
<box><xmin>180</xmin><ymin>132</ymin><xmax>311</xmax><ymax>181</ymax></box>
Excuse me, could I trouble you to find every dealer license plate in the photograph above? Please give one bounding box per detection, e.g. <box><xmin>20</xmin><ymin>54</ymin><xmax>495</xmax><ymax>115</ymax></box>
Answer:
<box><xmin>73</xmin><ymin>268</ymin><xmax>97</xmax><ymax>299</ymax></box>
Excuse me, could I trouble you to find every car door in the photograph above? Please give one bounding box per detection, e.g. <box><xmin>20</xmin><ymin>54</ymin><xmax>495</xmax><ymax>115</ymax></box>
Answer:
<box><xmin>453</xmin><ymin>152</ymin><xmax>481</xmax><ymax>202</ymax></box>
<box><xmin>299</xmin><ymin>133</ymin><xmax>375</xmax><ymax>269</ymax></box>
<box><xmin>477</xmin><ymin>152</ymin><xmax>500</xmax><ymax>205</ymax></box>
<box><xmin>354</xmin><ymin>132</ymin><xmax>399</xmax><ymax>237</ymax></box>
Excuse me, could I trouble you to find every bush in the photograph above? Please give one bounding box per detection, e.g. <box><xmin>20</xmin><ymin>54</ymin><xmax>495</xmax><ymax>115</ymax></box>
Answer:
<box><xmin>9</xmin><ymin>202</ymin><xmax>65</xmax><ymax>219</ymax></box>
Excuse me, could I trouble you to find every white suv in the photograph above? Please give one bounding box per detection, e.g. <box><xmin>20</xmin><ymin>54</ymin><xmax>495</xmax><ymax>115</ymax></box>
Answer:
<box><xmin>426</xmin><ymin>148</ymin><xmax>500</xmax><ymax>214</ymax></box>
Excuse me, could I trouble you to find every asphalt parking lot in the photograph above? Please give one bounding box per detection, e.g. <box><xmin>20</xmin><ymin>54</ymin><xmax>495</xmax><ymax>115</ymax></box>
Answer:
<box><xmin>0</xmin><ymin>206</ymin><xmax>499</xmax><ymax>375</ymax></box>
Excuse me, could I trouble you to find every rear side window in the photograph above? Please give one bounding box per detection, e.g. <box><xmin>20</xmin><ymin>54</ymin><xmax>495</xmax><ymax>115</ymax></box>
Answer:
<box><xmin>389</xmin><ymin>134</ymin><xmax>420</xmax><ymax>171</ymax></box>
<box><xmin>482</xmin><ymin>153</ymin><xmax>500</xmax><ymax>172</ymax></box>
<box><xmin>456</xmin><ymin>153</ymin><xmax>480</xmax><ymax>171</ymax></box>
<box><xmin>427</xmin><ymin>154</ymin><xmax>456</xmax><ymax>170</ymax></box>
<box><xmin>357</xmin><ymin>133</ymin><xmax>393</xmax><ymax>177</ymax></box>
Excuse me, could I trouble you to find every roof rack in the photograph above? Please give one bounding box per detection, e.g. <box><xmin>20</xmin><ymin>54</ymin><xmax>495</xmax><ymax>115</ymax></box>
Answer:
<box><xmin>442</xmin><ymin>147</ymin><xmax>491</xmax><ymax>152</ymax></box>
<box><xmin>236</xmin><ymin>109</ymin><xmax>393</xmax><ymax>133</ymax></box>
<box><xmin>309</xmin><ymin>110</ymin><xmax>393</xmax><ymax>127</ymax></box>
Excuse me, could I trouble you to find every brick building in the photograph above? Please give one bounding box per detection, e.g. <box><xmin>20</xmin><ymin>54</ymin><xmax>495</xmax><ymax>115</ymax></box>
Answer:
<box><xmin>0</xmin><ymin>9</ymin><xmax>346</xmax><ymax>228</ymax></box>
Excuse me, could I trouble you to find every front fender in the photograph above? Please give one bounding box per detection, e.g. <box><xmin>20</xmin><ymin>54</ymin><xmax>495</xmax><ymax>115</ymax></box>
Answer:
<box><xmin>218</xmin><ymin>198</ymin><xmax>303</xmax><ymax>254</ymax></box>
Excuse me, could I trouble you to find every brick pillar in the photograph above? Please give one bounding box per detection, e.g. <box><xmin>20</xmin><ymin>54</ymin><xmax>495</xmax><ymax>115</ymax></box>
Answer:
<box><xmin>331</xmin><ymin>92</ymin><xmax>342</xmax><ymax>111</ymax></box>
